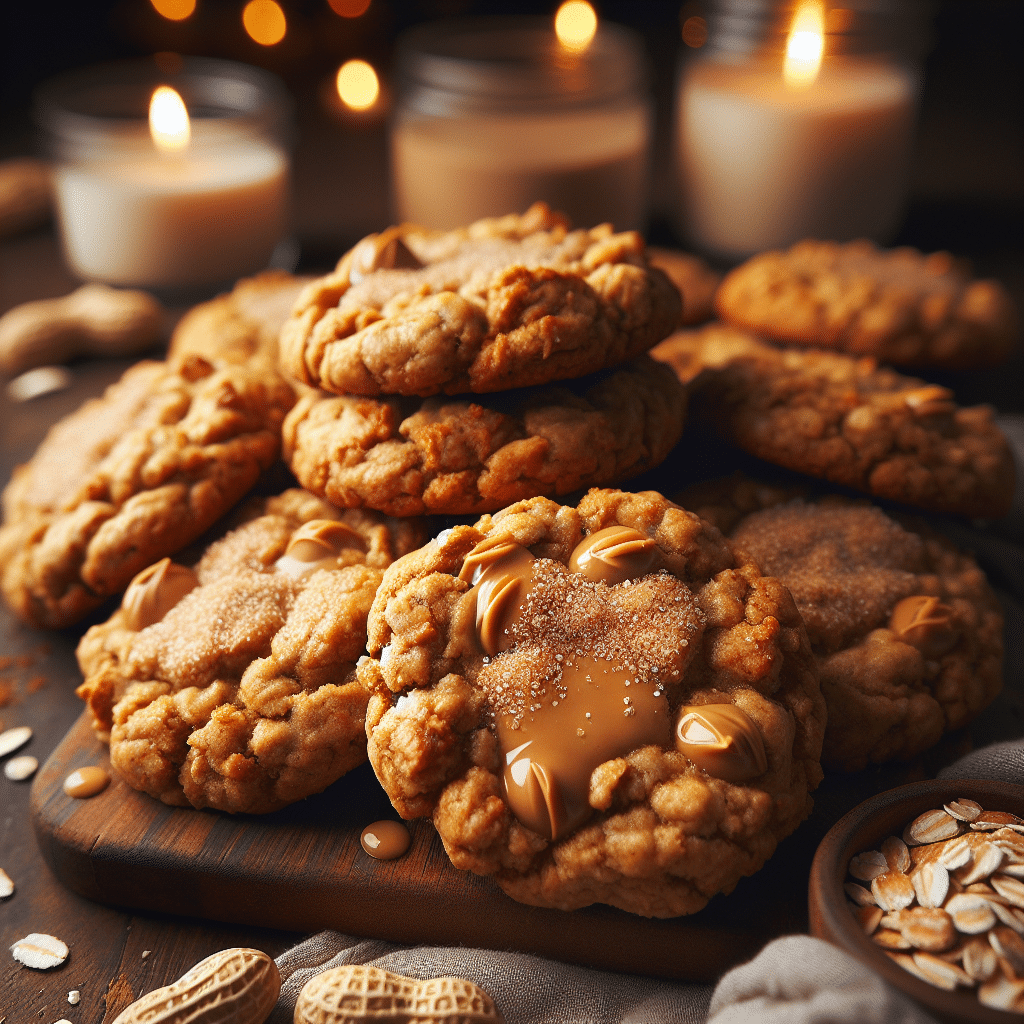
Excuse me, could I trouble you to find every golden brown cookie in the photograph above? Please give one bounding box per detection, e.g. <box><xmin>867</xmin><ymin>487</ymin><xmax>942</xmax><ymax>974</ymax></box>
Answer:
<box><xmin>279</xmin><ymin>202</ymin><xmax>681</xmax><ymax>397</ymax></box>
<box><xmin>282</xmin><ymin>356</ymin><xmax>688</xmax><ymax>517</ymax></box>
<box><xmin>75</xmin><ymin>489</ymin><xmax>427</xmax><ymax>813</ymax></box>
<box><xmin>678</xmin><ymin>476</ymin><xmax>1004</xmax><ymax>772</ymax></box>
<box><xmin>167</xmin><ymin>270</ymin><xmax>309</xmax><ymax>369</ymax></box>
<box><xmin>715</xmin><ymin>239</ymin><xmax>1017</xmax><ymax>369</ymax></box>
<box><xmin>0</xmin><ymin>353</ymin><xmax>295</xmax><ymax>628</ymax></box>
<box><xmin>652</xmin><ymin>326</ymin><xmax>1015</xmax><ymax>519</ymax></box>
<box><xmin>648</xmin><ymin>246</ymin><xmax>721</xmax><ymax>326</ymax></box>
<box><xmin>360</xmin><ymin>488</ymin><xmax>824</xmax><ymax>917</ymax></box>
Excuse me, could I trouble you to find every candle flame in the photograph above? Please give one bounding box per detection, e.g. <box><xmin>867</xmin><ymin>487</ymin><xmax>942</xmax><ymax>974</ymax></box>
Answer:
<box><xmin>336</xmin><ymin>60</ymin><xmax>379</xmax><ymax>111</ymax></box>
<box><xmin>151</xmin><ymin>0</ymin><xmax>196</xmax><ymax>20</ymax></box>
<box><xmin>784</xmin><ymin>1</ymin><xmax>824</xmax><ymax>88</ymax></box>
<box><xmin>555</xmin><ymin>1</ymin><xmax>597</xmax><ymax>52</ymax></box>
<box><xmin>149</xmin><ymin>86</ymin><xmax>190</xmax><ymax>153</ymax></box>
<box><xmin>243</xmin><ymin>0</ymin><xmax>287</xmax><ymax>46</ymax></box>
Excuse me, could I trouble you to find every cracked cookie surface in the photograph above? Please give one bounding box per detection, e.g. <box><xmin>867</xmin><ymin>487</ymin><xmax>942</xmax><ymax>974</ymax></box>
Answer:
<box><xmin>76</xmin><ymin>488</ymin><xmax>427</xmax><ymax>813</ymax></box>
<box><xmin>679</xmin><ymin>476</ymin><xmax>1004</xmax><ymax>772</ymax></box>
<box><xmin>652</xmin><ymin>325</ymin><xmax>1015</xmax><ymax>519</ymax></box>
<box><xmin>360</xmin><ymin>488</ymin><xmax>824</xmax><ymax>917</ymax></box>
<box><xmin>0</xmin><ymin>354</ymin><xmax>295</xmax><ymax>628</ymax></box>
<box><xmin>715</xmin><ymin>239</ymin><xmax>1017</xmax><ymax>369</ymax></box>
<box><xmin>280</xmin><ymin>202</ymin><xmax>681</xmax><ymax>397</ymax></box>
<box><xmin>283</xmin><ymin>356</ymin><xmax>687</xmax><ymax>517</ymax></box>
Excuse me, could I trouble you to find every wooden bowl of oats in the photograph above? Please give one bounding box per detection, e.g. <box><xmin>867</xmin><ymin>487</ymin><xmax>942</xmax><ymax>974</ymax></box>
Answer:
<box><xmin>809</xmin><ymin>779</ymin><xmax>1024</xmax><ymax>1024</ymax></box>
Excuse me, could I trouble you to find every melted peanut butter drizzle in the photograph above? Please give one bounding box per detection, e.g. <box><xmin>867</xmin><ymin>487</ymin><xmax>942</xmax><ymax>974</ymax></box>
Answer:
<box><xmin>121</xmin><ymin>558</ymin><xmax>199</xmax><ymax>631</ymax></box>
<box><xmin>274</xmin><ymin>518</ymin><xmax>365</xmax><ymax>580</ymax></box>
<box><xmin>466</xmin><ymin>532</ymin><xmax>673</xmax><ymax>841</ymax></box>
<box><xmin>888</xmin><ymin>595</ymin><xmax>960</xmax><ymax>658</ymax></box>
<box><xmin>360</xmin><ymin>819</ymin><xmax>412</xmax><ymax>860</ymax></box>
<box><xmin>674</xmin><ymin>704</ymin><xmax>767</xmax><ymax>783</ymax></box>
<box><xmin>63</xmin><ymin>766</ymin><xmax>110</xmax><ymax>798</ymax></box>
<box><xmin>568</xmin><ymin>525</ymin><xmax>660</xmax><ymax>584</ymax></box>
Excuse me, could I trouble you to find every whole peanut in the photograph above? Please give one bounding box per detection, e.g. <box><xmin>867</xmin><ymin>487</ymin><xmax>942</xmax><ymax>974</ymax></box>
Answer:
<box><xmin>111</xmin><ymin>947</ymin><xmax>280</xmax><ymax>1024</ymax></box>
<box><xmin>0</xmin><ymin>283</ymin><xmax>163</xmax><ymax>376</ymax></box>
<box><xmin>0</xmin><ymin>158</ymin><xmax>52</xmax><ymax>236</ymax></box>
<box><xmin>293</xmin><ymin>964</ymin><xmax>504</xmax><ymax>1024</ymax></box>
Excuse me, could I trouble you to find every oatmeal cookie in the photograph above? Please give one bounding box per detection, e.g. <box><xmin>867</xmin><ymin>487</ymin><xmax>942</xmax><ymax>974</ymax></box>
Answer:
<box><xmin>677</xmin><ymin>476</ymin><xmax>1004</xmax><ymax>772</ymax></box>
<box><xmin>648</xmin><ymin>246</ymin><xmax>721</xmax><ymax>326</ymax></box>
<box><xmin>715</xmin><ymin>239</ymin><xmax>1017</xmax><ymax>369</ymax></box>
<box><xmin>282</xmin><ymin>356</ymin><xmax>688</xmax><ymax>517</ymax></box>
<box><xmin>76</xmin><ymin>488</ymin><xmax>426</xmax><ymax>813</ymax></box>
<box><xmin>652</xmin><ymin>326</ymin><xmax>1015</xmax><ymax>519</ymax></box>
<box><xmin>168</xmin><ymin>270</ymin><xmax>309</xmax><ymax>369</ymax></box>
<box><xmin>279</xmin><ymin>202</ymin><xmax>681</xmax><ymax>397</ymax></box>
<box><xmin>0</xmin><ymin>353</ymin><xmax>295</xmax><ymax>628</ymax></box>
<box><xmin>359</xmin><ymin>488</ymin><xmax>824</xmax><ymax>917</ymax></box>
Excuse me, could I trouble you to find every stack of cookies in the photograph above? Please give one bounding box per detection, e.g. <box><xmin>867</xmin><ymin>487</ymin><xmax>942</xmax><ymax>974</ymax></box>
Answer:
<box><xmin>277</xmin><ymin>202</ymin><xmax>685</xmax><ymax>516</ymax></box>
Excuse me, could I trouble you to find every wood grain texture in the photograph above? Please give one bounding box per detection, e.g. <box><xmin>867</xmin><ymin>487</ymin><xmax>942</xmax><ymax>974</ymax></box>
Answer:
<box><xmin>31</xmin><ymin>711</ymin><xmax>811</xmax><ymax>982</ymax></box>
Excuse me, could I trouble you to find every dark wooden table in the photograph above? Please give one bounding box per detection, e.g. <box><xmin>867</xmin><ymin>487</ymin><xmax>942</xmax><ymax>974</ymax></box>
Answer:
<box><xmin>3</xmin><ymin>202</ymin><xmax>1023</xmax><ymax>1023</ymax></box>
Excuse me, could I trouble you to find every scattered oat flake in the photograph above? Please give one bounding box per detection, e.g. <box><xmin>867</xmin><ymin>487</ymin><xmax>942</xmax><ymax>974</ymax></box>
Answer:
<box><xmin>0</xmin><ymin>725</ymin><xmax>31</xmax><ymax>758</ymax></box>
<box><xmin>4</xmin><ymin>754</ymin><xmax>38</xmax><ymax>781</ymax></box>
<box><xmin>10</xmin><ymin>932</ymin><xmax>68</xmax><ymax>969</ymax></box>
<box><xmin>979</xmin><ymin>973</ymin><xmax>1024</xmax><ymax>1012</ymax></box>
<box><xmin>0</xmin><ymin>868</ymin><xmax>13</xmax><ymax>898</ymax></box>
<box><xmin>67</xmin><ymin>990</ymin><xmax>80</xmax><ymax>1005</ymax></box>
<box><xmin>945</xmin><ymin>798</ymin><xmax>983</xmax><ymax>822</ymax></box>
<box><xmin>906</xmin><ymin>808</ymin><xmax>962</xmax><ymax>845</ymax></box>
<box><xmin>938</xmin><ymin>836</ymin><xmax>973</xmax><ymax>870</ymax></box>
<box><xmin>850</xmin><ymin>850</ymin><xmax>888</xmax><ymax>881</ymax></box>
<box><xmin>882</xmin><ymin>836</ymin><xmax>911</xmax><ymax>873</ymax></box>
<box><xmin>142</xmin><ymin>949</ymin><xmax>151</xmax><ymax>958</ymax></box>
<box><xmin>992</xmin><ymin>874</ymin><xmax>1024</xmax><ymax>909</ymax></box>
<box><xmin>957</xmin><ymin>842</ymin><xmax>1005</xmax><ymax>886</ymax></box>
<box><xmin>911</xmin><ymin>862</ymin><xmax>949</xmax><ymax>909</ymax></box>
<box><xmin>947</xmin><ymin>893</ymin><xmax>997</xmax><ymax>934</ymax></box>
<box><xmin>872</xmin><ymin>870</ymin><xmax>915</xmax><ymax>912</ymax></box>
<box><xmin>844</xmin><ymin>881</ymin><xmax>877</xmax><ymax>907</ymax></box>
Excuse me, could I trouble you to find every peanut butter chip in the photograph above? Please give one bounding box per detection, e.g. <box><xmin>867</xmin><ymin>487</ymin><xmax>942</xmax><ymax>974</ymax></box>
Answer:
<box><xmin>888</xmin><ymin>595</ymin><xmax>960</xmax><ymax>658</ymax></box>
<box><xmin>348</xmin><ymin>229</ymin><xmax>423</xmax><ymax>284</ymax></box>
<box><xmin>274</xmin><ymin>518</ymin><xmax>365</xmax><ymax>579</ymax></box>
<box><xmin>121</xmin><ymin>558</ymin><xmax>199</xmax><ymax>631</ymax></box>
<box><xmin>674</xmin><ymin>704</ymin><xmax>768</xmax><ymax>783</ymax></box>
<box><xmin>63</xmin><ymin>766</ymin><xmax>109</xmax><ymax>798</ymax></box>
<box><xmin>568</xmin><ymin>526</ymin><xmax>660</xmax><ymax>585</ymax></box>
<box><xmin>360</xmin><ymin>820</ymin><xmax>411</xmax><ymax>860</ymax></box>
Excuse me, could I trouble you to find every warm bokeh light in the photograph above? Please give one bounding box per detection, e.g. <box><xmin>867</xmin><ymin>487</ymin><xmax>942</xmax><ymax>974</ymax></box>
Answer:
<box><xmin>243</xmin><ymin>0</ymin><xmax>287</xmax><ymax>46</ymax></box>
<box><xmin>554</xmin><ymin>1</ymin><xmax>598</xmax><ymax>51</ymax></box>
<box><xmin>784</xmin><ymin>1</ymin><xmax>824</xmax><ymax>88</ymax></box>
<box><xmin>681</xmin><ymin>15</ymin><xmax>707</xmax><ymax>48</ymax></box>
<box><xmin>149</xmin><ymin>86</ymin><xmax>190</xmax><ymax>152</ymax></box>
<box><xmin>151</xmin><ymin>0</ymin><xmax>196</xmax><ymax>20</ymax></box>
<box><xmin>328</xmin><ymin>0</ymin><xmax>372</xmax><ymax>17</ymax></box>
<box><xmin>336</xmin><ymin>59</ymin><xmax>380</xmax><ymax>111</ymax></box>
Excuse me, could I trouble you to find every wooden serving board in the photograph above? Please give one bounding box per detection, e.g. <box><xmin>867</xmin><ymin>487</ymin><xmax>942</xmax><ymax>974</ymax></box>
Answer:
<box><xmin>31</xmin><ymin>711</ymin><xmax>876</xmax><ymax>982</ymax></box>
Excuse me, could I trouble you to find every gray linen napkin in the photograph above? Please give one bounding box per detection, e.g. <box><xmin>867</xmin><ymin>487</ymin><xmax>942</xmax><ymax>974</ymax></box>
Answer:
<box><xmin>268</xmin><ymin>931</ymin><xmax>713</xmax><ymax>1024</ymax></box>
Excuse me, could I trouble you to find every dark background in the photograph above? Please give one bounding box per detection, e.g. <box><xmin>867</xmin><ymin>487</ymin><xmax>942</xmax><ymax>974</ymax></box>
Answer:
<box><xmin>2</xmin><ymin>0</ymin><xmax>1021</xmax><ymax>270</ymax></box>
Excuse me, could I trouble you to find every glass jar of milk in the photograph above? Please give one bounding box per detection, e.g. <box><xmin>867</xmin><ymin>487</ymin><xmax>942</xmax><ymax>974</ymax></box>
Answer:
<box><xmin>391</xmin><ymin>16</ymin><xmax>652</xmax><ymax>232</ymax></box>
